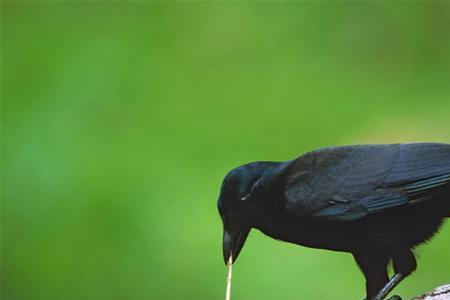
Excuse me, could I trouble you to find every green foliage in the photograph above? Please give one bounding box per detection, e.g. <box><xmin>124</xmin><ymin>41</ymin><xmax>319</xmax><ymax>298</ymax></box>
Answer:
<box><xmin>2</xmin><ymin>2</ymin><xmax>450</xmax><ymax>300</ymax></box>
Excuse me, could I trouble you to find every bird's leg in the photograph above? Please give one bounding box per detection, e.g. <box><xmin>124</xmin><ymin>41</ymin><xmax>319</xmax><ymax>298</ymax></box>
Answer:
<box><xmin>371</xmin><ymin>248</ymin><xmax>416</xmax><ymax>300</ymax></box>
<box><xmin>353</xmin><ymin>250</ymin><xmax>389</xmax><ymax>300</ymax></box>
<box><xmin>371</xmin><ymin>273</ymin><xmax>404</xmax><ymax>300</ymax></box>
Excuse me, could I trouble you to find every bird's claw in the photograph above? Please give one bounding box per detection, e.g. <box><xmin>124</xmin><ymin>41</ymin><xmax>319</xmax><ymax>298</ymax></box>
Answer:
<box><xmin>364</xmin><ymin>295</ymin><xmax>402</xmax><ymax>300</ymax></box>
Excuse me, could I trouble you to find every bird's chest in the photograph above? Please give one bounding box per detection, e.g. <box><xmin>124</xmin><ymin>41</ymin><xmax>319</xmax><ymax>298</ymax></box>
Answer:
<box><xmin>254</xmin><ymin>214</ymin><xmax>365</xmax><ymax>252</ymax></box>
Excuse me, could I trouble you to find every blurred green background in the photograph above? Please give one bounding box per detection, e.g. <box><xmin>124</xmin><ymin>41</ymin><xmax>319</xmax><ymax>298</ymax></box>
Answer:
<box><xmin>2</xmin><ymin>2</ymin><xmax>450</xmax><ymax>300</ymax></box>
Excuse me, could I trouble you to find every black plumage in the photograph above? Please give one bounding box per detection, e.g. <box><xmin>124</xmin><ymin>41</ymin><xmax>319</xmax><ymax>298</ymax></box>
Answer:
<box><xmin>217</xmin><ymin>143</ymin><xmax>450</xmax><ymax>300</ymax></box>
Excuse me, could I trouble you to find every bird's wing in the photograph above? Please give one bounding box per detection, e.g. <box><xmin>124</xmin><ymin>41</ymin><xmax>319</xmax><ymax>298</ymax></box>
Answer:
<box><xmin>284</xmin><ymin>143</ymin><xmax>450</xmax><ymax>221</ymax></box>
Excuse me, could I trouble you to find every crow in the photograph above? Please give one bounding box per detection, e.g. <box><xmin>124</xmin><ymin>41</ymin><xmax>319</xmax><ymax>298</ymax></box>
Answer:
<box><xmin>217</xmin><ymin>143</ymin><xmax>450</xmax><ymax>300</ymax></box>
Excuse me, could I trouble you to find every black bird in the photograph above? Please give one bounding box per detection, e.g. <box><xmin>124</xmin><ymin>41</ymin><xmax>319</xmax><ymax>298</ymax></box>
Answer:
<box><xmin>217</xmin><ymin>143</ymin><xmax>450</xmax><ymax>300</ymax></box>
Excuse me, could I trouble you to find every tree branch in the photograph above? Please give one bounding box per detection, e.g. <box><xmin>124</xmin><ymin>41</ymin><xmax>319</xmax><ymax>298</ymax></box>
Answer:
<box><xmin>411</xmin><ymin>284</ymin><xmax>450</xmax><ymax>300</ymax></box>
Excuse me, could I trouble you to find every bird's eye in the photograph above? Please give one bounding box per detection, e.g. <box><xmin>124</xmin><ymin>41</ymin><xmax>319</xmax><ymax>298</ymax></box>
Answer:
<box><xmin>240</xmin><ymin>194</ymin><xmax>250</xmax><ymax>201</ymax></box>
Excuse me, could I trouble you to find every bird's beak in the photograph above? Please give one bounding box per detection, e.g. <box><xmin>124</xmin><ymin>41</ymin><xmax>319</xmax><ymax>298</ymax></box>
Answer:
<box><xmin>222</xmin><ymin>222</ymin><xmax>250</xmax><ymax>265</ymax></box>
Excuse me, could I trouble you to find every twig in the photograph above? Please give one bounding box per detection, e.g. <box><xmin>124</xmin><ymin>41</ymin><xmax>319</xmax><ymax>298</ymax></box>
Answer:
<box><xmin>225</xmin><ymin>255</ymin><xmax>233</xmax><ymax>300</ymax></box>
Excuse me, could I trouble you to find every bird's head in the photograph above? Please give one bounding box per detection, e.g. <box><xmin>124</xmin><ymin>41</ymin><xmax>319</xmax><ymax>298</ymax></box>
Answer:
<box><xmin>217</xmin><ymin>162</ymin><xmax>272</xmax><ymax>265</ymax></box>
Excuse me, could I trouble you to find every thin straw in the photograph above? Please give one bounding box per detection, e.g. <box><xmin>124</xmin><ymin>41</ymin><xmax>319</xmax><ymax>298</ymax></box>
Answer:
<box><xmin>225</xmin><ymin>255</ymin><xmax>233</xmax><ymax>300</ymax></box>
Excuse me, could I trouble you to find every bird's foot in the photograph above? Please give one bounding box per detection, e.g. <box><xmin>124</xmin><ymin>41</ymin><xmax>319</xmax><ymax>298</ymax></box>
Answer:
<box><xmin>364</xmin><ymin>294</ymin><xmax>402</xmax><ymax>300</ymax></box>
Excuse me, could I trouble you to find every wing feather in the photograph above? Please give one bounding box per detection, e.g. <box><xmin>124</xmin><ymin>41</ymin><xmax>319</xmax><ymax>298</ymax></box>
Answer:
<box><xmin>284</xmin><ymin>143</ymin><xmax>450</xmax><ymax>222</ymax></box>
<box><xmin>385</xmin><ymin>143</ymin><xmax>450</xmax><ymax>186</ymax></box>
